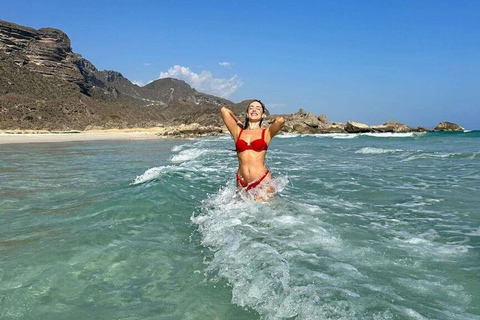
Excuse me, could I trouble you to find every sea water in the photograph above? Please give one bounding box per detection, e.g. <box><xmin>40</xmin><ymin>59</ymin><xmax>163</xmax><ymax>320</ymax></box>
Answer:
<box><xmin>0</xmin><ymin>131</ymin><xmax>479</xmax><ymax>319</ymax></box>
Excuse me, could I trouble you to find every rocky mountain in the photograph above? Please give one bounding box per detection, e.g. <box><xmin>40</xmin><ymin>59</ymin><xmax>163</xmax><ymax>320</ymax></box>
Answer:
<box><xmin>0</xmin><ymin>59</ymin><xmax>167</xmax><ymax>130</ymax></box>
<box><xmin>0</xmin><ymin>19</ymin><xmax>246</xmax><ymax>130</ymax></box>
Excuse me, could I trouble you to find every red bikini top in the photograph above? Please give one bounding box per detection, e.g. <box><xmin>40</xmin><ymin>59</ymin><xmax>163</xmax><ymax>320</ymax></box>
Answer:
<box><xmin>236</xmin><ymin>129</ymin><xmax>268</xmax><ymax>153</ymax></box>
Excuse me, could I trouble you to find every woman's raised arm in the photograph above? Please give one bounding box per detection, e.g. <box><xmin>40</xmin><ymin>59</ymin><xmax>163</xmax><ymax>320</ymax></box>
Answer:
<box><xmin>268</xmin><ymin>116</ymin><xmax>285</xmax><ymax>138</ymax></box>
<box><xmin>220</xmin><ymin>106</ymin><xmax>243</xmax><ymax>140</ymax></box>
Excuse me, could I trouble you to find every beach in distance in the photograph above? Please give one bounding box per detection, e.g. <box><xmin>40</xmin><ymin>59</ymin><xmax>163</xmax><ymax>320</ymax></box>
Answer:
<box><xmin>1</xmin><ymin>131</ymin><xmax>479</xmax><ymax>319</ymax></box>
<box><xmin>0</xmin><ymin>118</ymin><xmax>468</xmax><ymax>145</ymax></box>
<box><xmin>0</xmin><ymin>128</ymin><xmax>167</xmax><ymax>144</ymax></box>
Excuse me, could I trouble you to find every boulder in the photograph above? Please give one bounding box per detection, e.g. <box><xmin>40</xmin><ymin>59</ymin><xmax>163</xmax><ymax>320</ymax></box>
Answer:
<box><xmin>345</xmin><ymin>121</ymin><xmax>372</xmax><ymax>133</ymax></box>
<box><xmin>318</xmin><ymin>114</ymin><xmax>327</xmax><ymax>124</ymax></box>
<box><xmin>304</xmin><ymin>112</ymin><xmax>320</xmax><ymax>127</ymax></box>
<box><xmin>434</xmin><ymin>121</ymin><xmax>464</xmax><ymax>131</ymax></box>
<box><xmin>282</xmin><ymin>124</ymin><xmax>294</xmax><ymax>133</ymax></box>
<box><xmin>293</xmin><ymin>123</ymin><xmax>315</xmax><ymax>134</ymax></box>
<box><xmin>318</xmin><ymin>122</ymin><xmax>346</xmax><ymax>133</ymax></box>
<box><xmin>161</xmin><ymin>123</ymin><xmax>223</xmax><ymax>138</ymax></box>
<box><xmin>371</xmin><ymin>121</ymin><xmax>411</xmax><ymax>133</ymax></box>
<box><xmin>294</xmin><ymin>108</ymin><xmax>307</xmax><ymax>117</ymax></box>
<box><xmin>414</xmin><ymin>126</ymin><xmax>430</xmax><ymax>132</ymax></box>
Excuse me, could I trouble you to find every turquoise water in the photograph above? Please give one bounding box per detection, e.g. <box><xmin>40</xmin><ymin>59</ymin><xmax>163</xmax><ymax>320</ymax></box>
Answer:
<box><xmin>1</xmin><ymin>131</ymin><xmax>479</xmax><ymax>319</ymax></box>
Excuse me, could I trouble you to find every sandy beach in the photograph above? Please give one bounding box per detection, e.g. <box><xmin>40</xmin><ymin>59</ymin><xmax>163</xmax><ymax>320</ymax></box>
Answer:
<box><xmin>0</xmin><ymin>128</ymin><xmax>170</xmax><ymax>144</ymax></box>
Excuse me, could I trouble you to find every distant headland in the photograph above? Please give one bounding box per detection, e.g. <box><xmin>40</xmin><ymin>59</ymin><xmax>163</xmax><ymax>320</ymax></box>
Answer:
<box><xmin>0</xmin><ymin>19</ymin><xmax>464</xmax><ymax>138</ymax></box>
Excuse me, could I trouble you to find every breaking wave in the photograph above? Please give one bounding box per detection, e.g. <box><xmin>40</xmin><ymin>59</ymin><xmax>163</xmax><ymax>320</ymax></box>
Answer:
<box><xmin>355</xmin><ymin>147</ymin><xmax>404</xmax><ymax>154</ymax></box>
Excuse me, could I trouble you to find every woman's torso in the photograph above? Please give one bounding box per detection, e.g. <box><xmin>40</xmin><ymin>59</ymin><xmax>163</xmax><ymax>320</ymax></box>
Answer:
<box><xmin>235</xmin><ymin>128</ymin><xmax>270</xmax><ymax>183</ymax></box>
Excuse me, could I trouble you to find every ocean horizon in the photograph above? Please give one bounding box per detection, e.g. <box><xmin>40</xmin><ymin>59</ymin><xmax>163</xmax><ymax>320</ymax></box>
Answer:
<box><xmin>1</xmin><ymin>130</ymin><xmax>479</xmax><ymax>319</ymax></box>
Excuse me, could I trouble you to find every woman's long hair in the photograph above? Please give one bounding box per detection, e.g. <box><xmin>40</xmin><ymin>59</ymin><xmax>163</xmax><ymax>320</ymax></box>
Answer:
<box><xmin>244</xmin><ymin>99</ymin><xmax>266</xmax><ymax>129</ymax></box>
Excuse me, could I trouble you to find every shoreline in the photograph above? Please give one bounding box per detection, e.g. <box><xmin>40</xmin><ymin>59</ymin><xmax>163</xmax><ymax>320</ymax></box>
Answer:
<box><xmin>1</xmin><ymin>127</ymin><xmax>474</xmax><ymax>145</ymax></box>
<box><xmin>0</xmin><ymin>124</ymin><xmax>230</xmax><ymax>144</ymax></box>
<box><xmin>0</xmin><ymin>128</ymin><xmax>174</xmax><ymax>144</ymax></box>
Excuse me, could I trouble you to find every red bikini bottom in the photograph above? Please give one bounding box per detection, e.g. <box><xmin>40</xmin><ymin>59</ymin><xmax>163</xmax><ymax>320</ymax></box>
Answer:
<box><xmin>236</xmin><ymin>170</ymin><xmax>270</xmax><ymax>191</ymax></box>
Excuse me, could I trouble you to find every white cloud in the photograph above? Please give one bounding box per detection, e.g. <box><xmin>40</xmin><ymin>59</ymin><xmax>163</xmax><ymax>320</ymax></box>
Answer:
<box><xmin>219</xmin><ymin>61</ymin><xmax>231</xmax><ymax>68</ymax></box>
<box><xmin>159</xmin><ymin>65</ymin><xmax>242</xmax><ymax>98</ymax></box>
<box><xmin>132</xmin><ymin>80</ymin><xmax>145</xmax><ymax>86</ymax></box>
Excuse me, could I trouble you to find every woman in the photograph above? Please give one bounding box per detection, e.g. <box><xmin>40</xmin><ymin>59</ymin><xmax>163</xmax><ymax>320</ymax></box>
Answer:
<box><xmin>220</xmin><ymin>100</ymin><xmax>285</xmax><ymax>199</ymax></box>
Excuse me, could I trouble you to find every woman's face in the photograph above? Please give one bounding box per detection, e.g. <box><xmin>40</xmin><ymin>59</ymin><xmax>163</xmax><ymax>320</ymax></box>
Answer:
<box><xmin>247</xmin><ymin>102</ymin><xmax>263</xmax><ymax>122</ymax></box>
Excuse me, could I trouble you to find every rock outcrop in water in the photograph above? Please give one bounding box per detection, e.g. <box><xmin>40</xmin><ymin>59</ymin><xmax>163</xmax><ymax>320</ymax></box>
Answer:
<box><xmin>370</xmin><ymin>121</ymin><xmax>413</xmax><ymax>133</ymax></box>
<box><xmin>434</xmin><ymin>121</ymin><xmax>464</xmax><ymax>131</ymax></box>
<box><xmin>277</xmin><ymin>110</ymin><xmax>346</xmax><ymax>134</ymax></box>
<box><xmin>272</xmin><ymin>113</ymin><xmax>429</xmax><ymax>135</ymax></box>
<box><xmin>345</xmin><ymin>121</ymin><xmax>372</xmax><ymax>133</ymax></box>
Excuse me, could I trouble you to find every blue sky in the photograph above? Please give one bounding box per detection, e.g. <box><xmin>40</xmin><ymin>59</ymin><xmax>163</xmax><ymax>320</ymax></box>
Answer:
<box><xmin>2</xmin><ymin>0</ymin><xmax>479</xmax><ymax>128</ymax></box>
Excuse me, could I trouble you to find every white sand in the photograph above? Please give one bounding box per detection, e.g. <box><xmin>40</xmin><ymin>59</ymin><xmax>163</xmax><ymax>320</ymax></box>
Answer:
<box><xmin>0</xmin><ymin>128</ymin><xmax>170</xmax><ymax>144</ymax></box>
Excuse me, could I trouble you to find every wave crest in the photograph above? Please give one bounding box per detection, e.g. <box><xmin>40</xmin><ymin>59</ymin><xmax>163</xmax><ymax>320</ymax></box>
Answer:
<box><xmin>355</xmin><ymin>147</ymin><xmax>404</xmax><ymax>154</ymax></box>
<box><xmin>171</xmin><ymin>148</ymin><xmax>208</xmax><ymax>162</ymax></box>
<box><xmin>131</xmin><ymin>166</ymin><xmax>170</xmax><ymax>184</ymax></box>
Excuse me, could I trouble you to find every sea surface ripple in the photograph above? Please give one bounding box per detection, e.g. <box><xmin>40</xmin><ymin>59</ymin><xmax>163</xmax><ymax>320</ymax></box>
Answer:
<box><xmin>1</xmin><ymin>131</ymin><xmax>479</xmax><ymax>319</ymax></box>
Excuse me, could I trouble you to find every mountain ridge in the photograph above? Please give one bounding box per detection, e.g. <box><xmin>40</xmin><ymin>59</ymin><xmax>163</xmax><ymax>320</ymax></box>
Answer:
<box><xmin>0</xmin><ymin>18</ymin><xmax>248</xmax><ymax>130</ymax></box>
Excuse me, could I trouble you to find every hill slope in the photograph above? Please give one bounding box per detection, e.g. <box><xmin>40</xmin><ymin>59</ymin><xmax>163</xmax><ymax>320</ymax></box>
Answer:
<box><xmin>0</xmin><ymin>19</ymin><xmax>247</xmax><ymax>130</ymax></box>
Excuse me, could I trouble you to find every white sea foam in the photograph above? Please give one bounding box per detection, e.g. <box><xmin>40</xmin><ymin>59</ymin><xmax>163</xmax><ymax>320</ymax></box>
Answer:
<box><xmin>332</xmin><ymin>134</ymin><xmax>358</xmax><ymax>139</ymax></box>
<box><xmin>130</xmin><ymin>166</ymin><xmax>170</xmax><ymax>184</ymax></box>
<box><xmin>209</xmin><ymin>135</ymin><xmax>231</xmax><ymax>140</ymax></box>
<box><xmin>131</xmin><ymin>157</ymin><xmax>223</xmax><ymax>185</ymax></box>
<box><xmin>276</xmin><ymin>133</ymin><xmax>300</xmax><ymax>138</ymax></box>
<box><xmin>277</xmin><ymin>132</ymin><xmax>422</xmax><ymax>139</ymax></box>
<box><xmin>328</xmin><ymin>133</ymin><xmax>357</xmax><ymax>139</ymax></box>
<box><xmin>355</xmin><ymin>147</ymin><xmax>404</xmax><ymax>154</ymax></box>
<box><xmin>401</xmin><ymin>152</ymin><xmax>461</xmax><ymax>162</ymax></box>
<box><xmin>277</xmin><ymin>133</ymin><xmax>358</xmax><ymax>139</ymax></box>
<box><xmin>465</xmin><ymin>227</ymin><xmax>480</xmax><ymax>236</ymax></box>
<box><xmin>468</xmin><ymin>152</ymin><xmax>480</xmax><ymax>160</ymax></box>
<box><xmin>192</xmin><ymin>135</ymin><xmax>231</xmax><ymax>143</ymax></box>
<box><xmin>170</xmin><ymin>148</ymin><xmax>208</xmax><ymax>162</ymax></box>
<box><xmin>191</xmin><ymin>179</ymin><xmax>367</xmax><ymax>319</ymax></box>
<box><xmin>394</xmin><ymin>195</ymin><xmax>443</xmax><ymax>208</ymax></box>
<box><xmin>361</xmin><ymin>132</ymin><xmax>424</xmax><ymax>138</ymax></box>
<box><xmin>171</xmin><ymin>145</ymin><xmax>185</xmax><ymax>152</ymax></box>
<box><xmin>391</xmin><ymin>229</ymin><xmax>469</xmax><ymax>258</ymax></box>
<box><xmin>134</xmin><ymin>146</ymin><xmax>203</xmax><ymax>184</ymax></box>
<box><xmin>314</xmin><ymin>133</ymin><xmax>358</xmax><ymax>139</ymax></box>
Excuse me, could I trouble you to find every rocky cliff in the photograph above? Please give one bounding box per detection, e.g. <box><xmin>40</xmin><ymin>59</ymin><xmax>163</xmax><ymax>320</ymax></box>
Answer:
<box><xmin>0</xmin><ymin>20</ymin><xmax>88</xmax><ymax>92</ymax></box>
